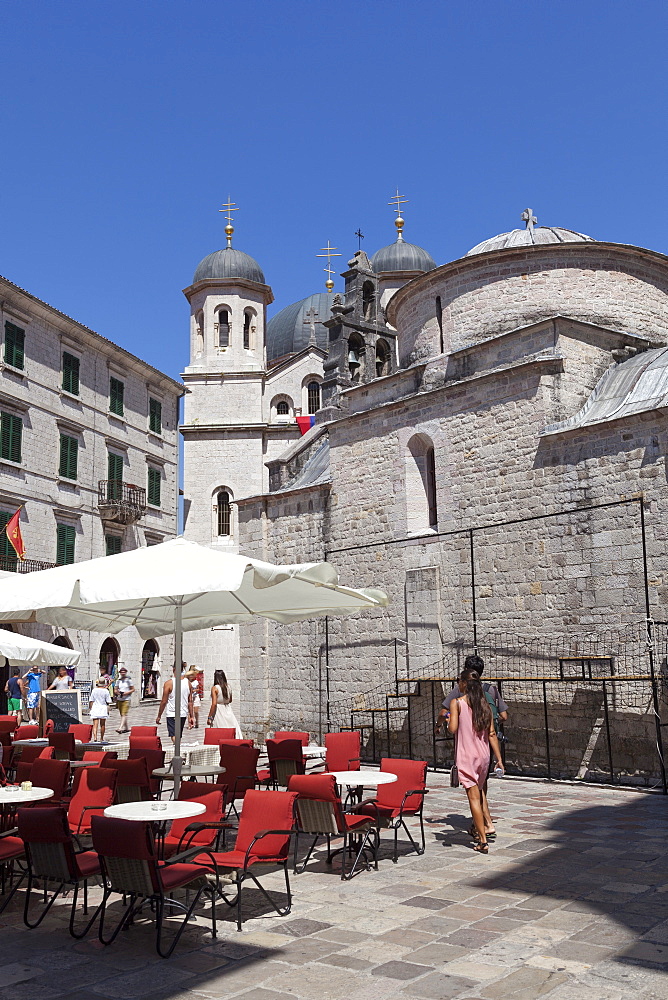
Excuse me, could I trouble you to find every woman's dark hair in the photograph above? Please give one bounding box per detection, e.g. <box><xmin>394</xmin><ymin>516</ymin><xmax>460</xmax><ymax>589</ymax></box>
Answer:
<box><xmin>463</xmin><ymin>654</ymin><xmax>485</xmax><ymax>675</ymax></box>
<box><xmin>461</xmin><ymin>667</ymin><xmax>491</xmax><ymax>735</ymax></box>
<box><xmin>214</xmin><ymin>669</ymin><xmax>230</xmax><ymax>702</ymax></box>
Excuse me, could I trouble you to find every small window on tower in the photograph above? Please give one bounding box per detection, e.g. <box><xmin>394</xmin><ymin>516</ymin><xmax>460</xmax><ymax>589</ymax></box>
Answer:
<box><xmin>307</xmin><ymin>381</ymin><xmax>321</xmax><ymax>415</ymax></box>
<box><xmin>376</xmin><ymin>339</ymin><xmax>391</xmax><ymax>378</ymax></box>
<box><xmin>216</xmin><ymin>308</ymin><xmax>230</xmax><ymax>348</ymax></box>
<box><xmin>276</xmin><ymin>401</ymin><xmax>290</xmax><ymax>415</ymax></box>
<box><xmin>243</xmin><ymin>311</ymin><xmax>254</xmax><ymax>350</ymax></box>
<box><xmin>362</xmin><ymin>281</ymin><xmax>375</xmax><ymax>320</ymax></box>
<box><xmin>217</xmin><ymin>491</ymin><xmax>231</xmax><ymax>536</ymax></box>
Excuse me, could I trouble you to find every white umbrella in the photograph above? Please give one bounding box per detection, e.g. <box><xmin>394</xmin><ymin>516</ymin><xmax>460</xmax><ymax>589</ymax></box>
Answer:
<box><xmin>0</xmin><ymin>538</ymin><xmax>388</xmax><ymax>785</ymax></box>
<box><xmin>0</xmin><ymin>628</ymin><xmax>81</xmax><ymax>667</ymax></box>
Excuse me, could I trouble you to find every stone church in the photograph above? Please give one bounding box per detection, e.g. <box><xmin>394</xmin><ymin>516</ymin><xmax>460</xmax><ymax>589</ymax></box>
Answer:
<box><xmin>181</xmin><ymin>204</ymin><xmax>668</xmax><ymax>781</ymax></box>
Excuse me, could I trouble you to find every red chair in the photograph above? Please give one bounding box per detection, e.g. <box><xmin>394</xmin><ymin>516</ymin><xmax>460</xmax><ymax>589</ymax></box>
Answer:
<box><xmin>30</xmin><ymin>758</ymin><xmax>71</xmax><ymax>805</ymax></box>
<box><xmin>91</xmin><ymin>815</ymin><xmax>217</xmax><ymax>957</ymax></box>
<box><xmin>69</xmin><ymin>724</ymin><xmax>93</xmax><ymax>743</ymax></box>
<box><xmin>204</xmin><ymin>728</ymin><xmax>235</xmax><ymax>745</ymax></box>
<box><xmin>107</xmin><ymin>758</ymin><xmax>153</xmax><ymax>803</ymax></box>
<box><xmin>15</xmin><ymin>747</ymin><xmax>54</xmax><ymax>784</ymax></box>
<box><xmin>0</xmin><ymin>830</ymin><xmax>26</xmax><ymax>914</ymax></box>
<box><xmin>274</xmin><ymin>731</ymin><xmax>309</xmax><ymax>746</ymax></box>
<box><xmin>219</xmin><ymin>739</ymin><xmax>254</xmax><ymax>749</ymax></box>
<box><xmin>67</xmin><ymin>766</ymin><xmax>117</xmax><ymax>836</ymax></box>
<box><xmin>0</xmin><ymin>718</ymin><xmax>18</xmax><ymax>736</ymax></box>
<box><xmin>193</xmin><ymin>789</ymin><xmax>297</xmax><ymax>932</ymax></box>
<box><xmin>48</xmin><ymin>733</ymin><xmax>76</xmax><ymax>761</ymax></box>
<box><xmin>129</xmin><ymin>735</ymin><xmax>162</xmax><ymax>751</ymax></box>
<box><xmin>44</xmin><ymin>719</ymin><xmax>55</xmax><ymax>736</ymax></box>
<box><xmin>162</xmin><ymin>782</ymin><xmax>226</xmax><ymax>858</ymax></box>
<box><xmin>217</xmin><ymin>745</ymin><xmax>259</xmax><ymax>818</ymax></box>
<box><xmin>17</xmin><ymin>806</ymin><xmax>102</xmax><ymax>937</ymax></box>
<box><xmin>288</xmin><ymin>773</ymin><xmax>379</xmax><ymax>879</ymax></box>
<box><xmin>14</xmin><ymin>725</ymin><xmax>40</xmax><ymax>740</ymax></box>
<box><xmin>68</xmin><ymin>752</ymin><xmax>118</xmax><ymax>799</ymax></box>
<box><xmin>128</xmin><ymin>748</ymin><xmax>165</xmax><ymax>796</ymax></box>
<box><xmin>356</xmin><ymin>758</ymin><xmax>429</xmax><ymax>863</ymax></box>
<box><xmin>260</xmin><ymin>739</ymin><xmax>305</xmax><ymax>789</ymax></box>
<box><xmin>130</xmin><ymin>726</ymin><xmax>157</xmax><ymax>737</ymax></box>
<box><xmin>325</xmin><ymin>731</ymin><xmax>361</xmax><ymax>772</ymax></box>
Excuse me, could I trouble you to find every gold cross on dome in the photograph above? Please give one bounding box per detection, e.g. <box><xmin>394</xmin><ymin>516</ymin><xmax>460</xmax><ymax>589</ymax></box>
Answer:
<box><xmin>219</xmin><ymin>197</ymin><xmax>239</xmax><ymax>246</ymax></box>
<box><xmin>388</xmin><ymin>189</ymin><xmax>409</xmax><ymax>216</ymax></box>
<box><xmin>316</xmin><ymin>241</ymin><xmax>342</xmax><ymax>291</ymax></box>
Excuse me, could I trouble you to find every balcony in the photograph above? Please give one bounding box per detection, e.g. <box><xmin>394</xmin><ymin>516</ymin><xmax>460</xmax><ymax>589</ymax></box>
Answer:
<box><xmin>0</xmin><ymin>555</ymin><xmax>57</xmax><ymax>574</ymax></box>
<box><xmin>97</xmin><ymin>480</ymin><xmax>147</xmax><ymax>525</ymax></box>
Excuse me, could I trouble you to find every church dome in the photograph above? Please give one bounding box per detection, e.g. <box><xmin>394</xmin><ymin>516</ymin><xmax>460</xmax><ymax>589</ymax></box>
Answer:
<box><xmin>266</xmin><ymin>291</ymin><xmax>333</xmax><ymax>363</ymax></box>
<box><xmin>193</xmin><ymin>246</ymin><xmax>265</xmax><ymax>285</ymax></box>
<box><xmin>371</xmin><ymin>239</ymin><xmax>437</xmax><ymax>274</ymax></box>
<box><xmin>467</xmin><ymin>210</ymin><xmax>595</xmax><ymax>256</ymax></box>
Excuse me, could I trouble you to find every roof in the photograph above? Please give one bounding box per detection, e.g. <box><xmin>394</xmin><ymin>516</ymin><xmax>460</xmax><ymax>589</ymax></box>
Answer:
<box><xmin>0</xmin><ymin>274</ymin><xmax>183</xmax><ymax>393</ymax></box>
<box><xmin>370</xmin><ymin>239</ymin><xmax>437</xmax><ymax>274</ymax></box>
<box><xmin>266</xmin><ymin>291</ymin><xmax>333</xmax><ymax>363</ymax></box>
<box><xmin>193</xmin><ymin>246</ymin><xmax>265</xmax><ymax>284</ymax></box>
<box><xmin>275</xmin><ymin>437</ymin><xmax>331</xmax><ymax>493</ymax></box>
<box><xmin>542</xmin><ymin>346</ymin><xmax>668</xmax><ymax>435</ymax></box>
<box><xmin>467</xmin><ymin>226</ymin><xmax>595</xmax><ymax>256</ymax></box>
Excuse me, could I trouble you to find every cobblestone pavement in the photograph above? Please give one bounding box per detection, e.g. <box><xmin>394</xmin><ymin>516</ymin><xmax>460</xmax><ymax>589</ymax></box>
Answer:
<box><xmin>1</xmin><ymin>775</ymin><xmax>667</xmax><ymax>1000</ymax></box>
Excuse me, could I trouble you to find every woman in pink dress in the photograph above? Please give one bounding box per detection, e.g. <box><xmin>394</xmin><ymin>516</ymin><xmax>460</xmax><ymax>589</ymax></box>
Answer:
<box><xmin>448</xmin><ymin>666</ymin><xmax>504</xmax><ymax>853</ymax></box>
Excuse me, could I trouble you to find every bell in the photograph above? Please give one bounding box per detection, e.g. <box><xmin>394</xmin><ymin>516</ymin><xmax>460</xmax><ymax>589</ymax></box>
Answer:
<box><xmin>348</xmin><ymin>350</ymin><xmax>360</xmax><ymax>369</ymax></box>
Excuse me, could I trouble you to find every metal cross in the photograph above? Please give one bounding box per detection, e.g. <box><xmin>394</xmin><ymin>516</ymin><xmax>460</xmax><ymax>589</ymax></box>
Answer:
<box><xmin>388</xmin><ymin>189</ymin><xmax>409</xmax><ymax>216</ymax></box>
<box><xmin>316</xmin><ymin>241</ymin><xmax>342</xmax><ymax>291</ymax></box>
<box><xmin>521</xmin><ymin>208</ymin><xmax>537</xmax><ymax>232</ymax></box>
<box><xmin>355</xmin><ymin>229</ymin><xmax>365</xmax><ymax>250</ymax></box>
<box><xmin>303</xmin><ymin>306</ymin><xmax>320</xmax><ymax>346</ymax></box>
<box><xmin>219</xmin><ymin>196</ymin><xmax>239</xmax><ymax>225</ymax></box>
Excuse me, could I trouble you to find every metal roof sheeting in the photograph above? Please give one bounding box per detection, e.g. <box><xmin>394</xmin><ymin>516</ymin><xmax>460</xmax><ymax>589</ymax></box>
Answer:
<box><xmin>193</xmin><ymin>247</ymin><xmax>265</xmax><ymax>285</ymax></box>
<box><xmin>276</xmin><ymin>438</ymin><xmax>331</xmax><ymax>493</ymax></box>
<box><xmin>541</xmin><ymin>346</ymin><xmax>668</xmax><ymax>436</ymax></box>
<box><xmin>370</xmin><ymin>240</ymin><xmax>437</xmax><ymax>274</ymax></box>
<box><xmin>467</xmin><ymin>226</ymin><xmax>594</xmax><ymax>257</ymax></box>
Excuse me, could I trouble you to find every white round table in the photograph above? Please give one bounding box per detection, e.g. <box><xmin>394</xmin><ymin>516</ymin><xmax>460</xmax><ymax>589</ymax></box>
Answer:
<box><xmin>328</xmin><ymin>770</ymin><xmax>398</xmax><ymax>788</ymax></box>
<box><xmin>104</xmin><ymin>801</ymin><xmax>205</xmax><ymax>822</ymax></box>
<box><xmin>0</xmin><ymin>786</ymin><xmax>54</xmax><ymax>831</ymax></box>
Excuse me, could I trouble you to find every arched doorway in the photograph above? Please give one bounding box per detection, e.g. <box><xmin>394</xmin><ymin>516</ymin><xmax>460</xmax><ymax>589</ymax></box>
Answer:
<box><xmin>141</xmin><ymin>639</ymin><xmax>160</xmax><ymax>699</ymax></box>
<box><xmin>99</xmin><ymin>637</ymin><xmax>120</xmax><ymax>693</ymax></box>
<box><xmin>48</xmin><ymin>634</ymin><xmax>76</xmax><ymax>688</ymax></box>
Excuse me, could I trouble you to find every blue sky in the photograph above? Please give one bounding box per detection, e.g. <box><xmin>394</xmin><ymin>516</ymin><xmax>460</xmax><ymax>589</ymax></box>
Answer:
<box><xmin>2</xmin><ymin>1</ymin><xmax>667</xmax><ymax>380</ymax></box>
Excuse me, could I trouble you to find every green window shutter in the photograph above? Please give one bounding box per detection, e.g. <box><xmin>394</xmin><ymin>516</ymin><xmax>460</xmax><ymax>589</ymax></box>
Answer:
<box><xmin>58</xmin><ymin>434</ymin><xmax>78</xmax><ymax>480</ymax></box>
<box><xmin>56</xmin><ymin>523</ymin><xmax>75</xmax><ymax>565</ymax></box>
<box><xmin>62</xmin><ymin>352</ymin><xmax>80</xmax><ymax>395</ymax></box>
<box><xmin>105</xmin><ymin>535</ymin><xmax>122</xmax><ymax>556</ymax></box>
<box><xmin>109</xmin><ymin>377</ymin><xmax>124</xmax><ymax>416</ymax></box>
<box><xmin>0</xmin><ymin>511</ymin><xmax>17</xmax><ymax>571</ymax></box>
<box><xmin>0</xmin><ymin>412</ymin><xmax>22</xmax><ymax>463</ymax></box>
<box><xmin>147</xmin><ymin>467</ymin><xmax>161</xmax><ymax>507</ymax></box>
<box><xmin>4</xmin><ymin>322</ymin><xmax>25</xmax><ymax>370</ymax></box>
<box><xmin>107</xmin><ymin>451</ymin><xmax>123</xmax><ymax>501</ymax></box>
<box><xmin>149</xmin><ymin>398</ymin><xmax>162</xmax><ymax>434</ymax></box>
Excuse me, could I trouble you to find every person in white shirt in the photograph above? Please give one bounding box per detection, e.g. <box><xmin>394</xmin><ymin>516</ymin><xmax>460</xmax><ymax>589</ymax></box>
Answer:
<box><xmin>89</xmin><ymin>679</ymin><xmax>112</xmax><ymax>741</ymax></box>
<box><xmin>48</xmin><ymin>666</ymin><xmax>73</xmax><ymax>691</ymax></box>
<box><xmin>115</xmin><ymin>667</ymin><xmax>135</xmax><ymax>734</ymax></box>
<box><xmin>155</xmin><ymin>663</ymin><xmax>194</xmax><ymax>742</ymax></box>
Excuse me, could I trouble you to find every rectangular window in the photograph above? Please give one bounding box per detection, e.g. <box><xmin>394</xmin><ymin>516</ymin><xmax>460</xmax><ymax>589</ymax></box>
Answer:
<box><xmin>58</xmin><ymin>433</ymin><xmax>78</xmax><ymax>480</ymax></box>
<box><xmin>109</xmin><ymin>377</ymin><xmax>124</xmax><ymax>417</ymax></box>
<box><xmin>4</xmin><ymin>321</ymin><xmax>25</xmax><ymax>370</ymax></box>
<box><xmin>105</xmin><ymin>534</ymin><xmax>122</xmax><ymax>556</ymax></box>
<box><xmin>147</xmin><ymin>466</ymin><xmax>161</xmax><ymax>507</ymax></box>
<box><xmin>149</xmin><ymin>397</ymin><xmax>162</xmax><ymax>434</ymax></box>
<box><xmin>0</xmin><ymin>411</ymin><xmax>22</xmax><ymax>463</ymax></box>
<box><xmin>62</xmin><ymin>352</ymin><xmax>80</xmax><ymax>395</ymax></box>
<box><xmin>0</xmin><ymin>511</ymin><xmax>17</xmax><ymax>572</ymax></box>
<box><xmin>56</xmin><ymin>523</ymin><xmax>76</xmax><ymax>565</ymax></box>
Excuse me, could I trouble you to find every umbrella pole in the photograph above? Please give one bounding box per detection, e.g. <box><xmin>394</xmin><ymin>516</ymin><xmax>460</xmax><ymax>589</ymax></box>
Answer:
<box><xmin>172</xmin><ymin>600</ymin><xmax>183</xmax><ymax>797</ymax></box>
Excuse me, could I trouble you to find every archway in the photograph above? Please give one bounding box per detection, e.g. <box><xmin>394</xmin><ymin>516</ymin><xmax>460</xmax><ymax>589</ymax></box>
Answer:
<box><xmin>99</xmin><ymin>637</ymin><xmax>120</xmax><ymax>687</ymax></box>
<box><xmin>141</xmin><ymin>638</ymin><xmax>160</xmax><ymax>699</ymax></box>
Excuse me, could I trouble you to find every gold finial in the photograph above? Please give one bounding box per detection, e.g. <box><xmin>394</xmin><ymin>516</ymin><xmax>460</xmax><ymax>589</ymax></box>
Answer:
<box><xmin>219</xmin><ymin>196</ymin><xmax>239</xmax><ymax>247</ymax></box>
<box><xmin>316</xmin><ymin>240</ymin><xmax>342</xmax><ymax>292</ymax></box>
<box><xmin>388</xmin><ymin>189</ymin><xmax>409</xmax><ymax>243</ymax></box>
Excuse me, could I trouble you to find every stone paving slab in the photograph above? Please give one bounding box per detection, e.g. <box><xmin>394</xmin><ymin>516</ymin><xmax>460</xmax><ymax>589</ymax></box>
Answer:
<box><xmin>1</xmin><ymin>775</ymin><xmax>667</xmax><ymax>998</ymax></box>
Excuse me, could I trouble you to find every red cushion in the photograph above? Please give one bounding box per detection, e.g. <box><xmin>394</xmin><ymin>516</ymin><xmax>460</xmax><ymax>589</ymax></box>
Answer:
<box><xmin>75</xmin><ymin>850</ymin><xmax>101</xmax><ymax>878</ymax></box>
<box><xmin>343</xmin><ymin>813</ymin><xmax>374</xmax><ymax>831</ymax></box>
<box><xmin>159</xmin><ymin>862</ymin><xmax>212</xmax><ymax>890</ymax></box>
<box><xmin>0</xmin><ymin>836</ymin><xmax>24</xmax><ymax>861</ymax></box>
<box><xmin>199</xmin><ymin>849</ymin><xmax>286</xmax><ymax>869</ymax></box>
<box><xmin>256</xmin><ymin>768</ymin><xmax>271</xmax><ymax>781</ymax></box>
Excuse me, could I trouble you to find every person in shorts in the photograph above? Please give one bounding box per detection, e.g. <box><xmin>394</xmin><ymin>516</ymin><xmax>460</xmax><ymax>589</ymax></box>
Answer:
<box><xmin>22</xmin><ymin>667</ymin><xmax>45</xmax><ymax>722</ymax></box>
<box><xmin>5</xmin><ymin>668</ymin><xmax>24</xmax><ymax>724</ymax></box>
<box><xmin>115</xmin><ymin>667</ymin><xmax>134</xmax><ymax>734</ymax></box>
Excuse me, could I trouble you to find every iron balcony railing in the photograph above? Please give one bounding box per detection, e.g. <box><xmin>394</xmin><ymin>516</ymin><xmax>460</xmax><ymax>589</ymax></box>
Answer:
<box><xmin>0</xmin><ymin>554</ymin><xmax>57</xmax><ymax>574</ymax></box>
<box><xmin>97</xmin><ymin>480</ymin><xmax>147</xmax><ymax>524</ymax></box>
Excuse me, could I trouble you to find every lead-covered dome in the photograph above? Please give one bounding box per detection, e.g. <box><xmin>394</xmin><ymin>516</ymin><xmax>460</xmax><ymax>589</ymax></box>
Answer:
<box><xmin>371</xmin><ymin>239</ymin><xmax>437</xmax><ymax>274</ymax></box>
<box><xmin>266</xmin><ymin>292</ymin><xmax>333</xmax><ymax>363</ymax></box>
<box><xmin>193</xmin><ymin>246</ymin><xmax>265</xmax><ymax>284</ymax></box>
<box><xmin>467</xmin><ymin>220</ymin><xmax>595</xmax><ymax>256</ymax></box>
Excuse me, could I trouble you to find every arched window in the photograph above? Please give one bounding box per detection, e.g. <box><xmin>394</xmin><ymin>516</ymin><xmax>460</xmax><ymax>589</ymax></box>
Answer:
<box><xmin>216</xmin><ymin>490</ymin><xmax>231</xmax><ymax>536</ymax></box>
<box><xmin>195</xmin><ymin>311</ymin><xmax>204</xmax><ymax>354</ymax></box>
<box><xmin>276</xmin><ymin>401</ymin><xmax>290</xmax><ymax>415</ymax></box>
<box><xmin>99</xmin><ymin>637</ymin><xmax>120</xmax><ymax>676</ymax></box>
<box><xmin>52</xmin><ymin>635</ymin><xmax>73</xmax><ymax>648</ymax></box>
<box><xmin>348</xmin><ymin>334</ymin><xmax>365</xmax><ymax>384</ymax></box>
<box><xmin>405</xmin><ymin>434</ymin><xmax>438</xmax><ymax>533</ymax></box>
<box><xmin>141</xmin><ymin>638</ymin><xmax>160</xmax><ymax>699</ymax></box>
<box><xmin>307</xmin><ymin>381</ymin><xmax>321</xmax><ymax>415</ymax></box>
<box><xmin>215</xmin><ymin>307</ymin><xmax>230</xmax><ymax>348</ymax></box>
<box><xmin>362</xmin><ymin>281</ymin><xmax>375</xmax><ymax>320</ymax></box>
<box><xmin>243</xmin><ymin>310</ymin><xmax>255</xmax><ymax>350</ymax></box>
<box><xmin>376</xmin><ymin>339</ymin><xmax>391</xmax><ymax>378</ymax></box>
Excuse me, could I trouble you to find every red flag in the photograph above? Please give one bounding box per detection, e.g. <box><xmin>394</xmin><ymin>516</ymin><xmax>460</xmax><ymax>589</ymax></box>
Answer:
<box><xmin>296</xmin><ymin>415</ymin><xmax>316</xmax><ymax>436</ymax></box>
<box><xmin>5</xmin><ymin>508</ymin><xmax>25</xmax><ymax>560</ymax></box>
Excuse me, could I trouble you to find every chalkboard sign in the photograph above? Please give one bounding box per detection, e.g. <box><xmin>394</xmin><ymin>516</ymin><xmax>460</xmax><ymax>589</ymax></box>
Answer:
<box><xmin>42</xmin><ymin>690</ymin><xmax>82</xmax><ymax>732</ymax></box>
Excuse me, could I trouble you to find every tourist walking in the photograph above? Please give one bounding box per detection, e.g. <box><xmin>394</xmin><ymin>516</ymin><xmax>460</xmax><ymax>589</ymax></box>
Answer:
<box><xmin>89</xmin><ymin>678</ymin><xmax>112</xmax><ymax>741</ymax></box>
<box><xmin>156</xmin><ymin>664</ymin><xmax>193</xmax><ymax>742</ymax></box>
<box><xmin>5</xmin><ymin>668</ymin><xmax>24</xmax><ymax>725</ymax></box>
<box><xmin>114</xmin><ymin>667</ymin><xmax>134</xmax><ymax>734</ymax></box>
<box><xmin>22</xmin><ymin>666</ymin><xmax>45</xmax><ymax>722</ymax></box>
<box><xmin>48</xmin><ymin>666</ymin><xmax>73</xmax><ymax>690</ymax></box>
<box><xmin>207</xmin><ymin>669</ymin><xmax>242</xmax><ymax>737</ymax></box>
<box><xmin>187</xmin><ymin>666</ymin><xmax>201</xmax><ymax>729</ymax></box>
<box><xmin>440</xmin><ymin>666</ymin><xmax>504</xmax><ymax>853</ymax></box>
